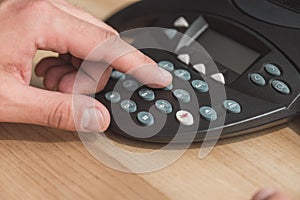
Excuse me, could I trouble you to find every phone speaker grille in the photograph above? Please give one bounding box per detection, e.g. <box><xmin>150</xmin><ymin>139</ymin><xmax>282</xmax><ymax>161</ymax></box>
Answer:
<box><xmin>268</xmin><ymin>0</ymin><xmax>300</xmax><ymax>14</ymax></box>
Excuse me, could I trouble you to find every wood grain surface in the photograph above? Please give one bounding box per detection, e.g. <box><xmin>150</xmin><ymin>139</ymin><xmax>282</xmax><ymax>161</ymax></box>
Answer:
<box><xmin>1</xmin><ymin>0</ymin><xmax>300</xmax><ymax>199</ymax></box>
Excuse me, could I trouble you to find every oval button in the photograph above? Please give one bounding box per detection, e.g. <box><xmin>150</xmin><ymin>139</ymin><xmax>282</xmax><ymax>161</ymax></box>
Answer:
<box><xmin>155</xmin><ymin>100</ymin><xmax>173</xmax><ymax>114</ymax></box>
<box><xmin>250</xmin><ymin>73</ymin><xmax>266</xmax><ymax>86</ymax></box>
<box><xmin>223</xmin><ymin>100</ymin><xmax>241</xmax><ymax>114</ymax></box>
<box><xmin>111</xmin><ymin>70</ymin><xmax>126</xmax><ymax>80</ymax></box>
<box><xmin>123</xmin><ymin>80</ymin><xmax>139</xmax><ymax>92</ymax></box>
<box><xmin>174</xmin><ymin>69</ymin><xmax>191</xmax><ymax>81</ymax></box>
<box><xmin>139</xmin><ymin>88</ymin><xmax>155</xmax><ymax>101</ymax></box>
<box><xmin>173</xmin><ymin>89</ymin><xmax>191</xmax><ymax>103</ymax></box>
<box><xmin>137</xmin><ymin>112</ymin><xmax>155</xmax><ymax>126</ymax></box>
<box><xmin>105</xmin><ymin>91</ymin><xmax>121</xmax><ymax>103</ymax></box>
<box><xmin>192</xmin><ymin>80</ymin><xmax>209</xmax><ymax>93</ymax></box>
<box><xmin>199</xmin><ymin>106</ymin><xmax>217</xmax><ymax>121</ymax></box>
<box><xmin>176</xmin><ymin>110</ymin><xmax>194</xmax><ymax>126</ymax></box>
<box><xmin>158</xmin><ymin>61</ymin><xmax>175</xmax><ymax>71</ymax></box>
<box><xmin>272</xmin><ymin>80</ymin><xmax>291</xmax><ymax>95</ymax></box>
<box><xmin>120</xmin><ymin>100</ymin><xmax>137</xmax><ymax>113</ymax></box>
<box><xmin>264</xmin><ymin>64</ymin><xmax>281</xmax><ymax>77</ymax></box>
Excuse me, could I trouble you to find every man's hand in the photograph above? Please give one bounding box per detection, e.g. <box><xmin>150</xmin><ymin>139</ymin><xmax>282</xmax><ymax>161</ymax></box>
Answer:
<box><xmin>0</xmin><ymin>0</ymin><xmax>172</xmax><ymax>132</ymax></box>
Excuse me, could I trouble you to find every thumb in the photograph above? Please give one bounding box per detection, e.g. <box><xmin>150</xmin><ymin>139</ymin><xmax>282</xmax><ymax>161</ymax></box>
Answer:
<box><xmin>0</xmin><ymin>80</ymin><xmax>110</xmax><ymax>132</ymax></box>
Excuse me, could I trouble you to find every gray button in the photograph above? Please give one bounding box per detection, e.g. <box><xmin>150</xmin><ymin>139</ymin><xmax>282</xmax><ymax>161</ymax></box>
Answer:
<box><xmin>264</xmin><ymin>64</ymin><xmax>281</xmax><ymax>76</ymax></box>
<box><xmin>223</xmin><ymin>100</ymin><xmax>241</xmax><ymax>114</ymax></box>
<box><xmin>163</xmin><ymin>83</ymin><xmax>174</xmax><ymax>91</ymax></box>
<box><xmin>211</xmin><ymin>73</ymin><xmax>225</xmax><ymax>85</ymax></box>
<box><xmin>177</xmin><ymin>54</ymin><xmax>190</xmax><ymax>65</ymax></box>
<box><xmin>155</xmin><ymin>100</ymin><xmax>173</xmax><ymax>114</ymax></box>
<box><xmin>250</xmin><ymin>73</ymin><xmax>266</xmax><ymax>86</ymax></box>
<box><xmin>272</xmin><ymin>80</ymin><xmax>291</xmax><ymax>95</ymax></box>
<box><xmin>123</xmin><ymin>80</ymin><xmax>139</xmax><ymax>92</ymax></box>
<box><xmin>158</xmin><ymin>61</ymin><xmax>175</xmax><ymax>71</ymax></box>
<box><xmin>137</xmin><ymin>112</ymin><xmax>155</xmax><ymax>126</ymax></box>
<box><xmin>199</xmin><ymin>106</ymin><xmax>217</xmax><ymax>121</ymax></box>
<box><xmin>193</xmin><ymin>63</ymin><xmax>206</xmax><ymax>75</ymax></box>
<box><xmin>139</xmin><ymin>89</ymin><xmax>155</xmax><ymax>101</ymax></box>
<box><xmin>120</xmin><ymin>100</ymin><xmax>137</xmax><ymax>113</ymax></box>
<box><xmin>173</xmin><ymin>89</ymin><xmax>191</xmax><ymax>103</ymax></box>
<box><xmin>111</xmin><ymin>70</ymin><xmax>125</xmax><ymax>80</ymax></box>
<box><xmin>105</xmin><ymin>91</ymin><xmax>121</xmax><ymax>103</ymax></box>
<box><xmin>164</xmin><ymin>29</ymin><xmax>177</xmax><ymax>40</ymax></box>
<box><xmin>176</xmin><ymin>110</ymin><xmax>194</xmax><ymax>126</ymax></box>
<box><xmin>192</xmin><ymin>80</ymin><xmax>209</xmax><ymax>93</ymax></box>
<box><xmin>173</xmin><ymin>17</ymin><xmax>189</xmax><ymax>28</ymax></box>
<box><xmin>174</xmin><ymin>69</ymin><xmax>191</xmax><ymax>81</ymax></box>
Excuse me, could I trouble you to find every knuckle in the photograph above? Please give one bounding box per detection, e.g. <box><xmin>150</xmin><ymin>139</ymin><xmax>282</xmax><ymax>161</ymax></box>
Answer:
<box><xmin>47</xmin><ymin>99</ymin><xmax>73</xmax><ymax>129</ymax></box>
<box><xmin>143</xmin><ymin>55</ymin><xmax>154</xmax><ymax>65</ymax></box>
<box><xmin>103</xmin><ymin>29</ymin><xmax>120</xmax><ymax>47</ymax></box>
<box><xmin>104</xmin><ymin>29</ymin><xmax>119</xmax><ymax>40</ymax></box>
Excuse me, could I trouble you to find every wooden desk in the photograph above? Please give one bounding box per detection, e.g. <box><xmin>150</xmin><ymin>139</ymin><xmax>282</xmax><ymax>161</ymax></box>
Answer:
<box><xmin>1</xmin><ymin>0</ymin><xmax>300</xmax><ymax>199</ymax></box>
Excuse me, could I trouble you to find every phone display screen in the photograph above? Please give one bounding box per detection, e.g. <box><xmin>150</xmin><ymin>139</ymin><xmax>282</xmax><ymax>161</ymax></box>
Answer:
<box><xmin>198</xmin><ymin>29</ymin><xmax>260</xmax><ymax>74</ymax></box>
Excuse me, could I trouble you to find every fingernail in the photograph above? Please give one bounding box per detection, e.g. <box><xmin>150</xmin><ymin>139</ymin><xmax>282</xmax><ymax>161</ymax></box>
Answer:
<box><xmin>253</xmin><ymin>188</ymin><xmax>276</xmax><ymax>200</ymax></box>
<box><xmin>159</xmin><ymin>67</ymin><xmax>172</xmax><ymax>80</ymax></box>
<box><xmin>81</xmin><ymin>108</ymin><xmax>105</xmax><ymax>132</ymax></box>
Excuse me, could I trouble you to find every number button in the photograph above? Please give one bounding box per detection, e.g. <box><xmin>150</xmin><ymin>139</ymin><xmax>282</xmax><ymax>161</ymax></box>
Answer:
<box><xmin>120</xmin><ymin>100</ymin><xmax>137</xmax><ymax>113</ymax></box>
<box><xmin>137</xmin><ymin>112</ymin><xmax>155</xmax><ymax>126</ymax></box>
<box><xmin>250</xmin><ymin>73</ymin><xmax>266</xmax><ymax>86</ymax></box>
<box><xmin>105</xmin><ymin>91</ymin><xmax>121</xmax><ymax>103</ymax></box>
<box><xmin>192</xmin><ymin>80</ymin><xmax>209</xmax><ymax>93</ymax></box>
<box><xmin>155</xmin><ymin>100</ymin><xmax>173</xmax><ymax>114</ymax></box>
<box><xmin>138</xmin><ymin>89</ymin><xmax>155</xmax><ymax>101</ymax></box>
<box><xmin>174</xmin><ymin>69</ymin><xmax>191</xmax><ymax>81</ymax></box>
<box><xmin>111</xmin><ymin>70</ymin><xmax>125</xmax><ymax>80</ymax></box>
<box><xmin>173</xmin><ymin>89</ymin><xmax>191</xmax><ymax>103</ymax></box>
<box><xmin>123</xmin><ymin>80</ymin><xmax>139</xmax><ymax>92</ymax></box>
<box><xmin>158</xmin><ymin>61</ymin><xmax>175</xmax><ymax>71</ymax></box>
<box><xmin>163</xmin><ymin>83</ymin><xmax>174</xmax><ymax>91</ymax></box>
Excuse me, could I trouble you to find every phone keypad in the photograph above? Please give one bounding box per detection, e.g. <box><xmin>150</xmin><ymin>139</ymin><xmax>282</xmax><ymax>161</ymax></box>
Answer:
<box><xmin>104</xmin><ymin>58</ymin><xmax>243</xmax><ymax>128</ymax></box>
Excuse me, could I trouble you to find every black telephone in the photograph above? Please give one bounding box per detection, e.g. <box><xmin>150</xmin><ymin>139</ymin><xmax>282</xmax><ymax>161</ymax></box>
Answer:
<box><xmin>95</xmin><ymin>0</ymin><xmax>300</xmax><ymax>143</ymax></box>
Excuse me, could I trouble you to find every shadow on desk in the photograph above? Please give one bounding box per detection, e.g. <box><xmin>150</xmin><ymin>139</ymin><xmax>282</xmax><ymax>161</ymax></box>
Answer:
<box><xmin>105</xmin><ymin>120</ymin><xmax>300</xmax><ymax>150</ymax></box>
<box><xmin>289</xmin><ymin>117</ymin><xmax>300</xmax><ymax>136</ymax></box>
<box><xmin>0</xmin><ymin>117</ymin><xmax>299</xmax><ymax>150</ymax></box>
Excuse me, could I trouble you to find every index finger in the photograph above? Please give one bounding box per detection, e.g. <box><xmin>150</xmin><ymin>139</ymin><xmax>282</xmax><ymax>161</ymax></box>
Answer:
<box><xmin>38</xmin><ymin>4</ymin><xmax>172</xmax><ymax>88</ymax></box>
